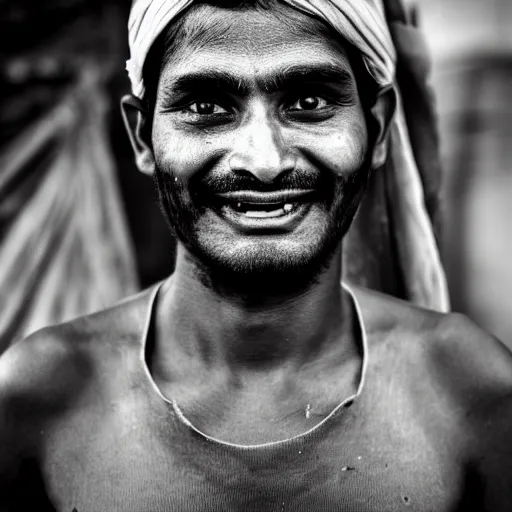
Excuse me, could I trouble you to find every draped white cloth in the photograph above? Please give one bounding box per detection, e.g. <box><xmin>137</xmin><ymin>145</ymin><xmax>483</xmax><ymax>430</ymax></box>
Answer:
<box><xmin>125</xmin><ymin>0</ymin><xmax>450</xmax><ymax>312</ymax></box>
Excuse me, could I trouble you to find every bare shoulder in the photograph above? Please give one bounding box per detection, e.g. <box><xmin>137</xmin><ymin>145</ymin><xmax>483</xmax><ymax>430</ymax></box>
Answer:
<box><xmin>0</xmin><ymin>321</ymin><xmax>89</xmax><ymax>494</ymax></box>
<box><xmin>353</xmin><ymin>285</ymin><xmax>512</xmax><ymax>389</ymax></box>
<box><xmin>0</xmin><ymin>286</ymin><xmax>154</xmax><ymax>464</ymax></box>
<box><xmin>430</xmin><ymin>310</ymin><xmax>512</xmax><ymax>508</ymax></box>
<box><xmin>353</xmin><ymin>286</ymin><xmax>512</xmax><ymax>508</ymax></box>
<box><xmin>0</xmin><ymin>287</ymin><xmax>151</xmax><ymax>408</ymax></box>
<box><xmin>0</xmin><ymin>323</ymin><xmax>96</xmax><ymax>418</ymax></box>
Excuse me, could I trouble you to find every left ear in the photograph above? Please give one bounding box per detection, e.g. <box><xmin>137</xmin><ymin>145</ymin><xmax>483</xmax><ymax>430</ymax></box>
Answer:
<box><xmin>369</xmin><ymin>85</ymin><xmax>397</xmax><ymax>169</ymax></box>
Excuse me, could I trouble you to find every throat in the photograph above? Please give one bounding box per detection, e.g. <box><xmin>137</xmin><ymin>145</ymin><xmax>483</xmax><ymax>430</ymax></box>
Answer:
<box><xmin>147</xmin><ymin>263</ymin><xmax>364</xmax><ymax>445</ymax></box>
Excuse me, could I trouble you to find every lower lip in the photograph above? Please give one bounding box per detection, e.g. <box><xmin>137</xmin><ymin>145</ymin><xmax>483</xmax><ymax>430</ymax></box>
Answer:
<box><xmin>217</xmin><ymin>202</ymin><xmax>312</xmax><ymax>232</ymax></box>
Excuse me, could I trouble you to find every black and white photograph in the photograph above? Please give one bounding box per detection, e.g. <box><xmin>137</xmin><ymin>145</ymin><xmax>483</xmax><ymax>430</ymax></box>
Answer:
<box><xmin>0</xmin><ymin>0</ymin><xmax>511</xmax><ymax>510</ymax></box>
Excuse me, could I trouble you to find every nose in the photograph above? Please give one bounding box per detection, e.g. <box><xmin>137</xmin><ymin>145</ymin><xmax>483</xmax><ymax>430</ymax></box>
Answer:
<box><xmin>228</xmin><ymin>105</ymin><xmax>296</xmax><ymax>183</ymax></box>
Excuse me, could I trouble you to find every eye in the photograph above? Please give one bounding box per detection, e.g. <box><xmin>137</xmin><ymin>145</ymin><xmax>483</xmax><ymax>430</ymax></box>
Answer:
<box><xmin>288</xmin><ymin>96</ymin><xmax>329</xmax><ymax>111</ymax></box>
<box><xmin>187</xmin><ymin>101</ymin><xmax>228</xmax><ymax>115</ymax></box>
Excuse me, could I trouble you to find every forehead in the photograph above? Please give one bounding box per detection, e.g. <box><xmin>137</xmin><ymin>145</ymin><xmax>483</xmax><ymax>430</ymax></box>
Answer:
<box><xmin>158</xmin><ymin>5</ymin><xmax>355</xmax><ymax>82</ymax></box>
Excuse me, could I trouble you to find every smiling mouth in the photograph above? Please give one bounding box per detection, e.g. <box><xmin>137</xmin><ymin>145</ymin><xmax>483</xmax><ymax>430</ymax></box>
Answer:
<box><xmin>213</xmin><ymin>189</ymin><xmax>316</xmax><ymax>218</ymax></box>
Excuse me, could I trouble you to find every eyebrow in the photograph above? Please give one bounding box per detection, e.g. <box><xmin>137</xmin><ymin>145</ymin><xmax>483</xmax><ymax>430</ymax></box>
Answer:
<box><xmin>263</xmin><ymin>65</ymin><xmax>355</xmax><ymax>94</ymax></box>
<box><xmin>162</xmin><ymin>64</ymin><xmax>355</xmax><ymax>98</ymax></box>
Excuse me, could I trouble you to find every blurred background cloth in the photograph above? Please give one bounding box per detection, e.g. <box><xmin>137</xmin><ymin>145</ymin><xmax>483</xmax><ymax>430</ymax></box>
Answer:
<box><xmin>0</xmin><ymin>1</ymin><xmax>140</xmax><ymax>352</ymax></box>
<box><xmin>344</xmin><ymin>0</ymin><xmax>448</xmax><ymax>311</ymax></box>
<box><xmin>423</xmin><ymin>0</ymin><xmax>512</xmax><ymax>347</ymax></box>
<box><xmin>0</xmin><ymin>0</ymin><xmax>511</xmax><ymax>353</ymax></box>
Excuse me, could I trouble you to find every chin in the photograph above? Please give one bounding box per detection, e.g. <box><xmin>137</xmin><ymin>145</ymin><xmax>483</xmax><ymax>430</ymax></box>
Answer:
<box><xmin>183</xmin><ymin>230</ymin><xmax>341</xmax><ymax>296</ymax></box>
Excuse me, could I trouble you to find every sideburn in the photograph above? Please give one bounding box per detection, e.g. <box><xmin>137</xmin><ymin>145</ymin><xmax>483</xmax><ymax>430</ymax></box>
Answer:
<box><xmin>153</xmin><ymin>166</ymin><xmax>199</xmax><ymax>247</ymax></box>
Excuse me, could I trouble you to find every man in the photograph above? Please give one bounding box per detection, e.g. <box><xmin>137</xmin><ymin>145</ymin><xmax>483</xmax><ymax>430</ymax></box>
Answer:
<box><xmin>0</xmin><ymin>0</ymin><xmax>511</xmax><ymax>510</ymax></box>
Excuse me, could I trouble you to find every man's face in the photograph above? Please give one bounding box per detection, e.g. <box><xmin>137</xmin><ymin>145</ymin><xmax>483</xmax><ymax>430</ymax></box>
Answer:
<box><xmin>151</xmin><ymin>5</ymin><xmax>371</xmax><ymax>284</ymax></box>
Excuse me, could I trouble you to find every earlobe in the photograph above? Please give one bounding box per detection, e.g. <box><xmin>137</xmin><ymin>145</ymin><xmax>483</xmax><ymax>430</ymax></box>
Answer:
<box><xmin>369</xmin><ymin>86</ymin><xmax>397</xmax><ymax>169</ymax></box>
<box><xmin>120</xmin><ymin>94</ymin><xmax>156</xmax><ymax>176</ymax></box>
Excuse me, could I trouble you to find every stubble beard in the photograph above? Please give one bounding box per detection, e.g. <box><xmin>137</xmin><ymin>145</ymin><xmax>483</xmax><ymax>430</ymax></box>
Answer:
<box><xmin>153</xmin><ymin>161</ymin><xmax>371</xmax><ymax>298</ymax></box>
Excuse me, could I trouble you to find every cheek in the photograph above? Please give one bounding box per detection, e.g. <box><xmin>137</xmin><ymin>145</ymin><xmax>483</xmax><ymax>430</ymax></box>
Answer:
<box><xmin>311</xmin><ymin>130</ymin><xmax>367</xmax><ymax>177</ymax></box>
<box><xmin>152</xmin><ymin>120</ymin><xmax>222</xmax><ymax>181</ymax></box>
<box><xmin>288</xmin><ymin>111</ymin><xmax>369</xmax><ymax>177</ymax></box>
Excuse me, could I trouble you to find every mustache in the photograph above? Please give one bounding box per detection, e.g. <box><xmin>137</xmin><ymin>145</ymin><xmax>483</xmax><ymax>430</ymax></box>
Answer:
<box><xmin>193</xmin><ymin>170</ymin><xmax>333</xmax><ymax>196</ymax></box>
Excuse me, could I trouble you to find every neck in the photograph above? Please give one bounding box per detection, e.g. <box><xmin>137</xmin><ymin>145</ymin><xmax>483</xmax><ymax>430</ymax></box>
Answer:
<box><xmin>155</xmin><ymin>243</ymin><xmax>355</xmax><ymax>380</ymax></box>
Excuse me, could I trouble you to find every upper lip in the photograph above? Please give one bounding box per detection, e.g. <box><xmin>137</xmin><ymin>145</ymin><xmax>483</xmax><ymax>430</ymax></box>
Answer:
<box><xmin>214</xmin><ymin>189</ymin><xmax>316</xmax><ymax>205</ymax></box>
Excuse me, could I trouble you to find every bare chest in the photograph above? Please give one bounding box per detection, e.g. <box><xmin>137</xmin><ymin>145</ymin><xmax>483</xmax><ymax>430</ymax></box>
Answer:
<box><xmin>36</xmin><ymin>391</ymin><xmax>475</xmax><ymax>512</ymax></box>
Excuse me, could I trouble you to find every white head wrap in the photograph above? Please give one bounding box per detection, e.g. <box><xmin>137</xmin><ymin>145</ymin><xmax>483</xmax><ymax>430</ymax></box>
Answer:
<box><xmin>125</xmin><ymin>0</ymin><xmax>450</xmax><ymax>312</ymax></box>
<box><xmin>126</xmin><ymin>0</ymin><xmax>395</xmax><ymax>98</ymax></box>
